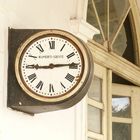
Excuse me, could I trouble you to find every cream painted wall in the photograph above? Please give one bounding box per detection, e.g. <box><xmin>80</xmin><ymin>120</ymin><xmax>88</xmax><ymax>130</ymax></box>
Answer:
<box><xmin>0</xmin><ymin>0</ymin><xmax>86</xmax><ymax>140</ymax></box>
<box><xmin>0</xmin><ymin>0</ymin><xmax>78</xmax><ymax>29</ymax></box>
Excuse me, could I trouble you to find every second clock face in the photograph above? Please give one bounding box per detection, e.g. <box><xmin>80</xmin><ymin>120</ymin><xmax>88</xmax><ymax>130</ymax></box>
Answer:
<box><xmin>19</xmin><ymin>35</ymin><xmax>84</xmax><ymax>98</ymax></box>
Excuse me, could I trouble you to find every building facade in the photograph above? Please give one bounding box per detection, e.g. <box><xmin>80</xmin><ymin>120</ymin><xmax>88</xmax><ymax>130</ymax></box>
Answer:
<box><xmin>0</xmin><ymin>0</ymin><xmax>140</xmax><ymax>140</ymax></box>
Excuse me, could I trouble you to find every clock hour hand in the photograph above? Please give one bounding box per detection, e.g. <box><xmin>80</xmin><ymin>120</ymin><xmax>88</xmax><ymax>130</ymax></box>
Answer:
<box><xmin>26</xmin><ymin>64</ymin><xmax>42</xmax><ymax>69</ymax></box>
<box><xmin>26</xmin><ymin>64</ymin><xmax>54</xmax><ymax>69</ymax></box>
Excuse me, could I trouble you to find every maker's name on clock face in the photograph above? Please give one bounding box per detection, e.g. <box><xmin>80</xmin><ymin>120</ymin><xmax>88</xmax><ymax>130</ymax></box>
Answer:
<box><xmin>18</xmin><ymin>34</ymin><xmax>84</xmax><ymax>99</ymax></box>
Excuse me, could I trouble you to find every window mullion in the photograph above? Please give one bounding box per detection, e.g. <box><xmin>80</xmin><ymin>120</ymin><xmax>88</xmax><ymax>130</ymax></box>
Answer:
<box><xmin>107</xmin><ymin>70</ymin><xmax>112</xmax><ymax>140</ymax></box>
<box><xmin>88</xmin><ymin>98</ymin><xmax>103</xmax><ymax>109</ymax></box>
<box><xmin>112</xmin><ymin>117</ymin><xmax>132</xmax><ymax>124</ymax></box>
<box><xmin>91</xmin><ymin>0</ymin><xmax>106</xmax><ymax>41</ymax></box>
<box><xmin>107</xmin><ymin>0</ymin><xmax>111</xmax><ymax>51</ymax></box>
<box><xmin>107</xmin><ymin>0</ymin><xmax>109</xmax><ymax>39</ymax></box>
<box><xmin>88</xmin><ymin>131</ymin><xmax>104</xmax><ymax>139</ymax></box>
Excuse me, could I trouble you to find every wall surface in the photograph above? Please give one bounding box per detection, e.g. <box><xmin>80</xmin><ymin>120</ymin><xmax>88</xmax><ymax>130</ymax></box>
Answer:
<box><xmin>1</xmin><ymin>0</ymin><xmax>140</xmax><ymax>140</ymax></box>
<box><xmin>0</xmin><ymin>0</ymin><xmax>85</xmax><ymax>140</ymax></box>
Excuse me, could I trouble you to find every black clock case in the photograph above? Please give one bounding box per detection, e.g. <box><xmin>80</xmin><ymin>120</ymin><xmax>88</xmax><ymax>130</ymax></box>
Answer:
<box><xmin>7</xmin><ymin>28</ymin><xmax>93</xmax><ymax>115</ymax></box>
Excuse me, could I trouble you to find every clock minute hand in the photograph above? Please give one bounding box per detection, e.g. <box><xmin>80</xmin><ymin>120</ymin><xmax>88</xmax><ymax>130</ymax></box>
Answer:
<box><xmin>52</xmin><ymin>63</ymin><xmax>70</xmax><ymax>67</ymax></box>
<box><xmin>52</xmin><ymin>62</ymin><xmax>79</xmax><ymax>68</ymax></box>
<box><xmin>38</xmin><ymin>63</ymin><xmax>75</xmax><ymax>69</ymax></box>
<box><xmin>26</xmin><ymin>63</ymin><xmax>79</xmax><ymax>69</ymax></box>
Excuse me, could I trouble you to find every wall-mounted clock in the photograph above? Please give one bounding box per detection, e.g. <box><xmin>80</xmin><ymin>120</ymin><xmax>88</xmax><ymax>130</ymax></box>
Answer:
<box><xmin>8</xmin><ymin>29</ymin><xmax>93</xmax><ymax>114</ymax></box>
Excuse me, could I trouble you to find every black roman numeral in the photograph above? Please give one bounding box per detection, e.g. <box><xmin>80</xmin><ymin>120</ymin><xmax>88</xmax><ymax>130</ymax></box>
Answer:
<box><xmin>36</xmin><ymin>44</ymin><xmax>44</xmax><ymax>52</ymax></box>
<box><xmin>28</xmin><ymin>73</ymin><xmax>37</xmax><ymax>83</ymax></box>
<box><xmin>36</xmin><ymin>81</ymin><xmax>43</xmax><ymax>90</ymax></box>
<box><xmin>65</xmin><ymin>73</ymin><xmax>75</xmax><ymax>82</ymax></box>
<box><xmin>49</xmin><ymin>41</ymin><xmax>55</xmax><ymax>49</ymax></box>
<box><xmin>60</xmin><ymin>82</ymin><xmax>66</xmax><ymax>89</ymax></box>
<box><xmin>49</xmin><ymin>84</ymin><xmax>54</xmax><ymax>92</ymax></box>
<box><xmin>28</xmin><ymin>55</ymin><xmax>37</xmax><ymax>58</ymax></box>
<box><xmin>67</xmin><ymin>52</ymin><xmax>75</xmax><ymax>59</ymax></box>
<box><xmin>69</xmin><ymin>64</ymin><xmax>78</xmax><ymax>69</ymax></box>
<box><xmin>60</xmin><ymin>44</ymin><xmax>65</xmax><ymax>51</ymax></box>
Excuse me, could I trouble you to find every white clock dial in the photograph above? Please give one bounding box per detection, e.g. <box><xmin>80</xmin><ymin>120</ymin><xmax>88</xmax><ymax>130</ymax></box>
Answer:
<box><xmin>19</xmin><ymin>36</ymin><xmax>84</xmax><ymax>98</ymax></box>
<box><xmin>15</xmin><ymin>30</ymin><xmax>92</xmax><ymax>103</ymax></box>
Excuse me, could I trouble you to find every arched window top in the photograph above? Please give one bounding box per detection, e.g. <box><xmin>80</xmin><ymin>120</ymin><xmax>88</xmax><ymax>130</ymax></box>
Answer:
<box><xmin>86</xmin><ymin>0</ymin><xmax>140</xmax><ymax>65</ymax></box>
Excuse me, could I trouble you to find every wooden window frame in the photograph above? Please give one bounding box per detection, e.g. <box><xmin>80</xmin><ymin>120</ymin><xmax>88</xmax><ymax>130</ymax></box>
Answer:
<box><xmin>111</xmin><ymin>83</ymin><xmax>140</xmax><ymax>140</ymax></box>
<box><xmin>87</xmin><ymin>64</ymin><xmax>107</xmax><ymax>140</ymax></box>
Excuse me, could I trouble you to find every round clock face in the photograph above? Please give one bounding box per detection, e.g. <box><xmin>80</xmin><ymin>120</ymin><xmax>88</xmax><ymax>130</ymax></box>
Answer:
<box><xmin>15</xmin><ymin>30</ymin><xmax>90</xmax><ymax>102</ymax></box>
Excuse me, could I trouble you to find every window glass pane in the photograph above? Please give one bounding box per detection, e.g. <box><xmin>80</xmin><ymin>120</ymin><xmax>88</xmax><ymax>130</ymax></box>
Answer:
<box><xmin>112</xmin><ymin>26</ymin><xmax>127</xmax><ymax>56</ymax></box>
<box><xmin>112</xmin><ymin>15</ymin><xmax>136</xmax><ymax>64</ymax></box>
<box><xmin>94</xmin><ymin>0</ymin><xmax>107</xmax><ymax>38</ymax></box>
<box><xmin>87</xmin><ymin>0</ymin><xmax>104</xmax><ymax>44</ymax></box>
<box><xmin>88</xmin><ymin>76</ymin><xmax>102</xmax><ymax>102</ymax></box>
<box><xmin>112</xmin><ymin>122</ymin><xmax>131</xmax><ymax>140</ymax></box>
<box><xmin>109</xmin><ymin>0</ymin><xmax>130</xmax><ymax>40</ymax></box>
<box><xmin>87</xmin><ymin>0</ymin><xmax>99</xmax><ymax>29</ymax></box>
<box><xmin>112</xmin><ymin>96</ymin><xmax>131</xmax><ymax>118</ymax></box>
<box><xmin>88</xmin><ymin>105</ymin><xmax>102</xmax><ymax>133</ymax></box>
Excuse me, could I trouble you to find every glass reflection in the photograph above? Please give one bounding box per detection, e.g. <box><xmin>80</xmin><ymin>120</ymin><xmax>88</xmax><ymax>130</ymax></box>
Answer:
<box><xmin>112</xmin><ymin>15</ymin><xmax>136</xmax><ymax>64</ymax></box>
<box><xmin>88</xmin><ymin>76</ymin><xmax>102</xmax><ymax>102</ymax></box>
<box><xmin>112</xmin><ymin>96</ymin><xmax>131</xmax><ymax>118</ymax></box>
<box><xmin>112</xmin><ymin>26</ymin><xmax>127</xmax><ymax>56</ymax></box>
<box><xmin>112</xmin><ymin>122</ymin><xmax>131</xmax><ymax>140</ymax></box>
<box><xmin>94</xmin><ymin>0</ymin><xmax>107</xmax><ymax>38</ymax></box>
<box><xmin>86</xmin><ymin>0</ymin><xmax>104</xmax><ymax>44</ymax></box>
<box><xmin>109</xmin><ymin>0</ymin><xmax>130</xmax><ymax>40</ymax></box>
<box><xmin>88</xmin><ymin>105</ymin><xmax>102</xmax><ymax>133</ymax></box>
